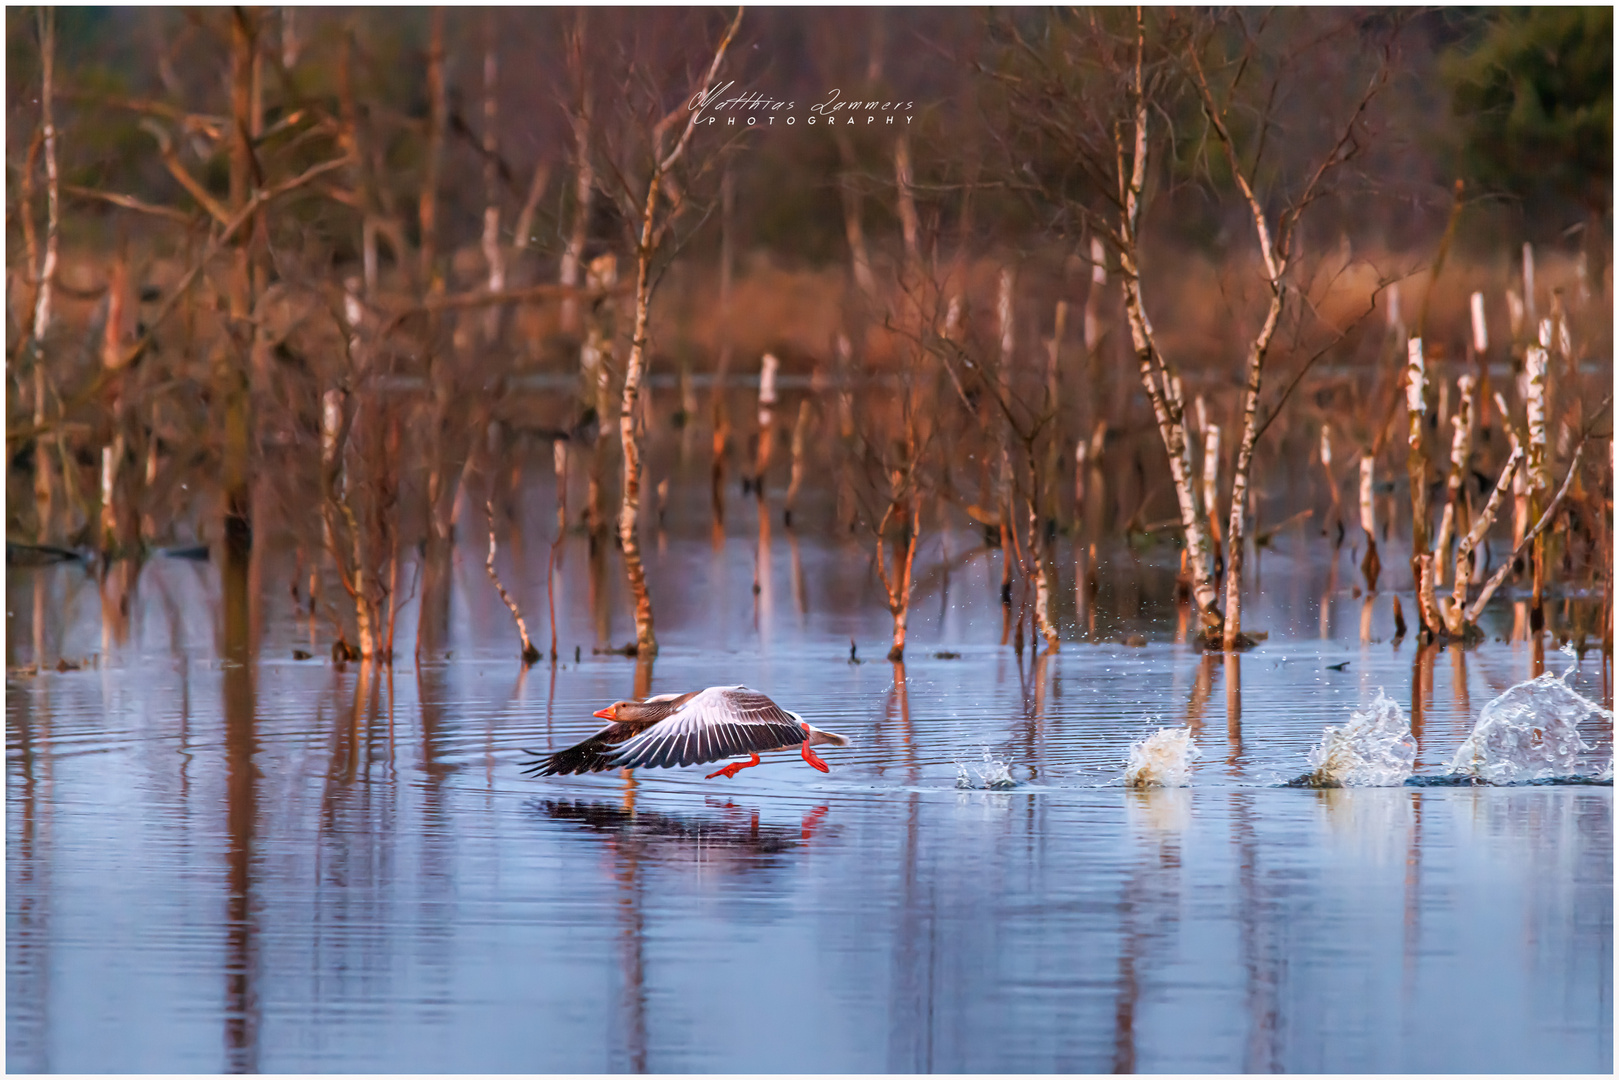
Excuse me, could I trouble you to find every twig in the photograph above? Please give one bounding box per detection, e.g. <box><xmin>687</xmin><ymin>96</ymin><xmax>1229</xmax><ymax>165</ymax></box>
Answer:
<box><xmin>62</xmin><ymin>183</ymin><xmax>198</xmax><ymax>225</ymax></box>
<box><xmin>1463</xmin><ymin>440</ymin><xmax>1585</xmax><ymax>625</ymax></box>
<box><xmin>486</xmin><ymin>499</ymin><xmax>540</xmax><ymax>665</ymax></box>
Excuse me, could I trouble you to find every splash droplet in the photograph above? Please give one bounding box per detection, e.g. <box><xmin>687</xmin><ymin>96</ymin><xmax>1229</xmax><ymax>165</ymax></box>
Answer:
<box><xmin>1449</xmin><ymin>673</ymin><xmax>1611</xmax><ymax>784</ymax></box>
<box><xmin>1124</xmin><ymin>727</ymin><xmax>1200</xmax><ymax>788</ymax></box>
<box><xmin>1299</xmin><ymin>690</ymin><xmax>1416</xmax><ymax>787</ymax></box>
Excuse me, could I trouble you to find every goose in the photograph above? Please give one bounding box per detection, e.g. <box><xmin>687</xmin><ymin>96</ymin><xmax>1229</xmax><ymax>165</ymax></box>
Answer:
<box><xmin>521</xmin><ymin>685</ymin><xmax>849</xmax><ymax>779</ymax></box>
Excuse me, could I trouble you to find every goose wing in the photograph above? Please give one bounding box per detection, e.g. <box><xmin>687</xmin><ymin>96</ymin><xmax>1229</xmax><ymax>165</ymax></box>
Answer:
<box><xmin>520</xmin><ymin>720</ymin><xmax>650</xmax><ymax>776</ymax></box>
<box><xmin>607</xmin><ymin>686</ymin><xmax>806</xmax><ymax>770</ymax></box>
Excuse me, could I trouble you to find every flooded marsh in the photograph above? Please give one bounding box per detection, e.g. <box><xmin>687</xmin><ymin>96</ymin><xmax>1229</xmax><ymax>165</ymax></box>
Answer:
<box><xmin>6</xmin><ymin>525</ymin><xmax>1611</xmax><ymax>1073</ymax></box>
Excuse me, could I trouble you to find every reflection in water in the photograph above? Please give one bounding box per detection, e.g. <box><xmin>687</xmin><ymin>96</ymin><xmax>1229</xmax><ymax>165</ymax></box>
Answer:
<box><xmin>754</xmin><ymin>497</ymin><xmax>772</xmax><ymax>636</ymax></box>
<box><xmin>885</xmin><ymin>662</ymin><xmax>919</xmax><ymax>784</ymax></box>
<box><xmin>1321</xmin><ymin>552</ymin><xmax>1339</xmax><ymax>640</ymax></box>
<box><xmin>533</xmin><ymin>798</ymin><xmax>831</xmax><ymax>870</ymax></box>
<box><xmin>610</xmin><ymin>801</ymin><xmax>648</xmax><ymax>1074</ymax></box>
<box><xmin>1410</xmin><ymin>642</ymin><xmax>1437</xmax><ymax>743</ymax></box>
<box><xmin>1185</xmin><ymin>652</ymin><xmax>1217</xmax><ymax>738</ymax></box>
<box><xmin>8</xmin><ymin>623</ymin><xmax>52</xmax><ymax>1071</ymax></box>
<box><xmin>220</xmin><ymin>543</ymin><xmax>259</xmax><ymax>1074</ymax></box>
<box><xmin>1225</xmin><ymin>651</ymin><xmax>1243</xmax><ymax>771</ymax></box>
<box><xmin>98</xmin><ymin>557</ymin><xmax>138</xmax><ymax>654</ymax></box>
<box><xmin>1231</xmin><ymin>790</ymin><xmax>1280</xmax><ymax>1073</ymax></box>
<box><xmin>788</xmin><ymin>530</ymin><xmax>807</xmax><ymax>619</ymax></box>
<box><xmin>1115</xmin><ymin>788</ymin><xmax>1191</xmax><ymax>1072</ymax></box>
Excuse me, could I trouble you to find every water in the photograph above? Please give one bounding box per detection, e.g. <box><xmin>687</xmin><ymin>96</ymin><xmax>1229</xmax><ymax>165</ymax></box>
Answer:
<box><xmin>1124</xmin><ymin>726</ymin><xmax>1200</xmax><ymax>787</ymax></box>
<box><xmin>955</xmin><ymin>747</ymin><xmax>1017</xmax><ymax>789</ymax></box>
<box><xmin>1449</xmin><ymin>656</ymin><xmax>1615</xmax><ymax>784</ymax></box>
<box><xmin>6</xmin><ymin>522</ymin><xmax>1613</xmax><ymax>1072</ymax></box>
<box><xmin>1298</xmin><ymin>689</ymin><xmax>1418</xmax><ymax>787</ymax></box>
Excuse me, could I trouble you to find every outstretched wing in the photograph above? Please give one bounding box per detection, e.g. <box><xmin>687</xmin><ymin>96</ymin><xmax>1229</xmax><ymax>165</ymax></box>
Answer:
<box><xmin>520</xmin><ymin>721</ymin><xmax>647</xmax><ymax>776</ymax></box>
<box><xmin>607</xmin><ymin>686</ymin><xmax>806</xmax><ymax>770</ymax></box>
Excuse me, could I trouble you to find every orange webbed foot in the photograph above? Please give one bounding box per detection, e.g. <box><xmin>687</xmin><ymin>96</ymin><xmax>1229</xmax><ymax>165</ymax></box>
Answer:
<box><xmin>801</xmin><ymin>741</ymin><xmax>830</xmax><ymax>773</ymax></box>
<box><xmin>706</xmin><ymin>751</ymin><xmax>761</xmax><ymax>779</ymax></box>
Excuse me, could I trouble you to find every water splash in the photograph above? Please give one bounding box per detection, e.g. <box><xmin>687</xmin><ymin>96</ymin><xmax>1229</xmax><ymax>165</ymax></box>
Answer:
<box><xmin>1123</xmin><ymin>727</ymin><xmax>1200</xmax><ymax>788</ymax></box>
<box><xmin>1448</xmin><ymin>671</ymin><xmax>1613</xmax><ymax>784</ymax></box>
<box><xmin>955</xmin><ymin>748</ymin><xmax>1017</xmax><ymax>789</ymax></box>
<box><xmin>1295</xmin><ymin>690</ymin><xmax>1416</xmax><ymax>787</ymax></box>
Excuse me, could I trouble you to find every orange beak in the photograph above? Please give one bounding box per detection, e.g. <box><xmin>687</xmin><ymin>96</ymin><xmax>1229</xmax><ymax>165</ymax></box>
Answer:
<box><xmin>593</xmin><ymin>706</ymin><xmax>616</xmax><ymax>720</ymax></box>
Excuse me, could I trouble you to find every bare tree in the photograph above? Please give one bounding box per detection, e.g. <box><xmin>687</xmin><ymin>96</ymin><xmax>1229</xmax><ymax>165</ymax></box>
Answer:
<box><xmin>598</xmin><ymin>8</ymin><xmax>745</xmax><ymax>656</ymax></box>
<box><xmin>27</xmin><ymin>8</ymin><xmax>61</xmax><ymax>543</ymax></box>
<box><xmin>1187</xmin><ymin>20</ymin><xmax>1390</xmax><ymax>647</ymax></box>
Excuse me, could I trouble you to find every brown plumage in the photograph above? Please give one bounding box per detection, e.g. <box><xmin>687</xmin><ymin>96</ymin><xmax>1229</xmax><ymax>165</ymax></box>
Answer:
<box><xmin>520</xmin><ymin>685</ymin><xmax>850</xmax><ymax>778</ymax></box>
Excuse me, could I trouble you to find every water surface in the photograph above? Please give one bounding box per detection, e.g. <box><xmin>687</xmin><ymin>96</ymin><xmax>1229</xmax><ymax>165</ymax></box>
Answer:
<box><xmin>7</xmin><ymin>523</ymin><xmax>1612</xmax><ymax>1072</ymax></box>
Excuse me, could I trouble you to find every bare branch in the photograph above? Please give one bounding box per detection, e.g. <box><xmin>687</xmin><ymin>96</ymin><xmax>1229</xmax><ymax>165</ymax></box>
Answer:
<box><xmin>1464</xmin><ymin>441</ymin><xmax>1587</xmax><ymax>625</ymax></box>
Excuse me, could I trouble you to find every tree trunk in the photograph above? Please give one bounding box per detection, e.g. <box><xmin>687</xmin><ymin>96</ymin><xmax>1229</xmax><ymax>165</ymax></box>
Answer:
<box><xmin>878</xmin><ymin>495</ymin><xmax>920</xmax><ymax>662</ymax></box>
<box><xmin>30</xmin><ymin>9</ymin><xmax>59</xmax><ymax>545</ymax></box>
<box><xmin>1030</xmin><ymin>494</ymin><xmax>1059</xmax><ymax>651</ymax></box>
<box><xmin>1359</xmin><ymin>454</ymin><xmax>1381</xmax><ymax>588</ymax></box>
<box><xmin>784</xmin><ymin>399</ymin><xmax>811</xmax><ymax>526</ymax></box>
<box><xmin>1405</xmin><ymin>337</ymin><xmax>1430</xmax><ymax>610</ymax></box>
<box><xmin>1523</xmin><ymin>331</ymin><xmax>1550</xmax><ymax>625</ymax></box>
<box><xmin>1434</xmin><ymin>373</ymin><xmax>1476</xmax><ymax>587</ymax></box>
<box><xmin>1221</xmin><ymin>289</ymin><xmax>1283</xmax><ymax>648</ymax></box>
<box><xmin>222</xmin><ymin>9</ymin><xmax>259</xmax><ymax>555</ymax></box>
<box><xmin>620</xmin><ymin>191</ymin><xmax>661</xmax><ymax>656</ymax></box>
<box><xmin>583</xmin><ymin>254</ymin><xmax>618</xmax><ymax>539</ymax></box>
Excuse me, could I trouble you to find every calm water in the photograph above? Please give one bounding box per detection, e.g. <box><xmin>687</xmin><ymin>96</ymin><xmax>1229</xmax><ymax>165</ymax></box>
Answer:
<box><xmin>6</xmin><ymin>516</ymin><xmax>1613</xmax><ymax>1072</ymax></box>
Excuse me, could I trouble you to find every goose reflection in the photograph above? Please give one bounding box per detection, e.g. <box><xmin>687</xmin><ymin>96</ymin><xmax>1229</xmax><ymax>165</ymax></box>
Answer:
<box><xmin>531</xmin><ymin>798</ymin><xmax>834</xmax><ymax>873</ymax></box>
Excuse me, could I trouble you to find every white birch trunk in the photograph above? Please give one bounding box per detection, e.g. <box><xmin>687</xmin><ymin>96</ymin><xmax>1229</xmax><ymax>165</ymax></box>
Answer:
<box><xmin>31</xmin><ymin>9</ymin><xmax>60</xmax><ymax>544</ymax></box>
<box><xmin>1405</xmin><ymin>338</ymin><xmax>1431</xmax><ymax>590</ymax></box>
<box><xmin>1434</xmin><ymin>373</ymin><xmax>1475</xmax><ymax>588</ymax></box>
<box><xmin>1469</xmin><ymin>291</ymin><xmax>1488</xmax><ymax>355</ymax></box>
<box><xmin>1359</xmin><ymin>455</ymin><xmax>1377</xmax><ymax>539</ymax></box>
<box><xmin>1521</xmin><ymin>242</ymin><xmax>1536</xmax><ymax>327</ymax></box>
<box><xmin>1202</xmin><ymin>424</ymin><xmax>1222</xmax><ymax>523</ymax></box>
<box><xmin>1524</xmin><ymin>335</ymin><xmax>1549</xmax><ymax>496</ymax></box>
<box><xmin>1083</xmin><ymin>236</ymin><xmax>1106</xmax><ymax>353</ymax></box>
<box><xmin>1115</xmin><ymin>48</ymin><xmax>1220</xmax><ymax>626</ymax></box>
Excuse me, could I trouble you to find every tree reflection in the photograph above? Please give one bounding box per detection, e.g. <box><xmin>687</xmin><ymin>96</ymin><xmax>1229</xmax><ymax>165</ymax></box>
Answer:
<box><xmin>8</xmin><ymin>586</ymin><xmax>54</xmax><ymax>1072</ymax></box>
<box><xmin>1410</xmin><ymin>642</ymin><xmax>1437</xmax><ymax>743</ymax></box>
<box><xmin>1225</xmin><ymin>651</ymin><xmax>1243</xmax><ymax>770</ymax></box>
<box><xmin>1114</xmin><ymin>789</ymin><xmax>1193</xmax><ymax>1072</ymax></box>
<box><xmin>220</xmin><ymin>541</ymin><xmax>259</xmax><ymax>1073</ymax></box>
<box><xmin>1230</xmin><ymin>790</ymin><xmax>1280</xmax><ymax>1072</ymax></box>
<box><xmin>537</xmin><ymin>785</ymin><xmax>837</xmax><ymax>1068</ymax></box>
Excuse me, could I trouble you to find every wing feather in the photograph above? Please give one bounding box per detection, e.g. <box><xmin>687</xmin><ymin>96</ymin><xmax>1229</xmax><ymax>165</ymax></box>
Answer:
<box><xmin>607</xmin><ymin>686</ymin><xmax>807</xmax><ymax>770</ymax></box>
<box><xmin>519</xmin><ymin>719</ymin><xmax>652</xmax><ymax>776</ymax></box>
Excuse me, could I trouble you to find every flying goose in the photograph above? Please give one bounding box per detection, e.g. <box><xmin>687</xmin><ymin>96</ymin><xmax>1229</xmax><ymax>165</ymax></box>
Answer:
<box><xmin>521</xmin><ymin>685</ymin><xmax>849</xmax><ymax>779</ymax></box>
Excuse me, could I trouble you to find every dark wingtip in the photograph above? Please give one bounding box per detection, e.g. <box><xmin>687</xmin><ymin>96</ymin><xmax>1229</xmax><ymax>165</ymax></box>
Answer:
<box><xmin>518</xmin><ymin>748</ymin><xmax>564</xmax><ymax>777</ymax></box>
<box><xmin>522</xmin><ymin>741</ymin><xmax>630</xmax><ymax>776</ymax></box>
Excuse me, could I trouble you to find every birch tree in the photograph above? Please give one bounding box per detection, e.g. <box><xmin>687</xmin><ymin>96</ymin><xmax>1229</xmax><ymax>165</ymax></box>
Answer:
<box><xmin>985</xmin><ymin>9</ymin><xmax>1397</xmax><ymax>646</ymax></box>
<box><xmin>1187</xmin><ymin>24</ymin><xmax>1389</xmax><ymax>647</ymax></box>
<box><xmin>601</xmin><ymin>8</ymin><xmax>745</xmax><ymax>656</ymax></box>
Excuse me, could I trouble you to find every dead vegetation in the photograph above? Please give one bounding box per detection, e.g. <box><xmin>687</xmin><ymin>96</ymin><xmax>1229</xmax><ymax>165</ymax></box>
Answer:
<box><xmin>5</xmin><ymin>8</ymin><xmax>1610</xmax><ymax>671</ymax></box>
